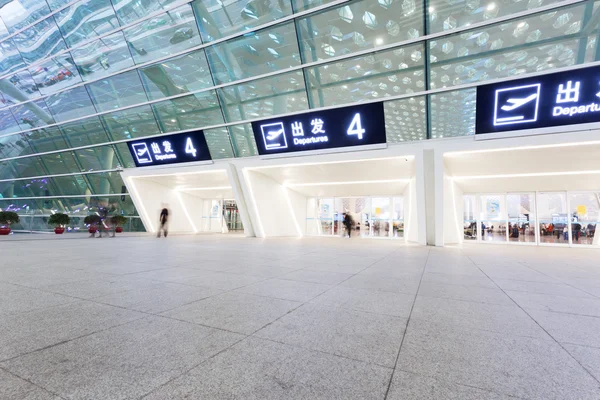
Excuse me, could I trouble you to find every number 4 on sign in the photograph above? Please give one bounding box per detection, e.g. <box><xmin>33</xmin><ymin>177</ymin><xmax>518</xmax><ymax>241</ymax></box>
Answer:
<box><xmin>185</xmin><ymin>137</ymin><xmax>197</xmax><ymax>157</ymax></box>
<box><xmin>347</xmin><ymin>113</ymin><xmax>365</xmax><ymax>140</ymax></box>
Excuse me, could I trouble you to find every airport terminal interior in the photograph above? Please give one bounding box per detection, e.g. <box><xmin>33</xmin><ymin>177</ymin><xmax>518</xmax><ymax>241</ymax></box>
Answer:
<box><xmin>2</xmin><ymin>0</ymin><xmax>600</xmax><ymax>398</ymax></box>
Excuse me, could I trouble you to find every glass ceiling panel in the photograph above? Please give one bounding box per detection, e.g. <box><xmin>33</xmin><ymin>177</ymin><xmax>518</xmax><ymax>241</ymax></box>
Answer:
<box><xmin>297</xmin><ymin>0</ymin><xmax>423</xmax><ymax>63</ymax></box>
<box><xmin>123</xmin><ymin>3</ymin><xmax>202</xmax><ymax>65</ymax></box>
<box><xmin>87</xmin><ymin>69</ymin><xmax>149</xmax><ymax>112</ymax></box>
<box><xmin>384</xmin><ymin>96</ymin><xmax>426</xmax><ymax>143</ymax></box>
<box><xmin>0</xmin><ymin>0</ymin><xmax>52</xmax><ymax>34</ymax></box>
<box><xmin>192</xmin><ymin>0</ymin><xmax>293</xmax><ymax>43</ymax></box>
<box><xmin>54</xmin><ymin>0</ymin><xmax>121</xmax><ymax>49</ymax></box>
<box><xmin>206</xmin><ymin>22</ymin><xmax>301</xmax><ymax>85</ymax></box>
<box><xmin>12</xmin><ymin>15</ymin><xmax>68</xmax><ymax>65</ymax></box>
<box><xmin>152</xmin><ymin>90</ymin><xmax>224</xmax><ymax>133</ymax></box>
<box><xmin>217</xmin><ymin>70</ymin><xmax>308</xmax><ymax>122</ymax></box>
<box><xmin>429</xmin><ymin>2</ymin><xmax>590</xmax><ymax>88</ymax></box>
<box><xmin>70</xmin><ymin>31</ymin><xmax>135</xmax><ymax>82</ymax></box>
<box><xmin>139</xmin><ymin>49</ymin><xmax>214</xmax><ymax>101</ymax></box>
<box><xmin>306</xmin><ymin>43</ymin><xmax>425</xmax><ymax>108</ymax></box>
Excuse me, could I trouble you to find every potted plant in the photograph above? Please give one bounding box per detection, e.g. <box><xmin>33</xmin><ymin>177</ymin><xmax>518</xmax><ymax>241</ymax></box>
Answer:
<box><xmin>0</xmin><ymin>211</ymin><xmax>19</xmax><ymax>235</ymax></box>
<box><xmin>110</xmin><ymin>215</ymin><xmax>127</xmax><ymax>234</ymax></box>
<box><xmin>48</xmin><ymin>213</ymin><xmax>70</xmax><ymax>234</ymax></box>
<box><xmin>84</xmin><ymin>215</ymin><xmax>102</xmax><ymax>236</ymax></box>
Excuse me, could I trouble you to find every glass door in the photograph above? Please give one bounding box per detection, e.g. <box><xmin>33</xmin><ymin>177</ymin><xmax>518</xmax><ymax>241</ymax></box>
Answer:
<box><xmin>507</xmin><ymin>193</ymin><xmax>536</xmax><ymax>244</ymax></box>
<box><xmin>569</xmin><ymin>192</ymin><xmax>600</xmax><ymax>246</ymax></box>
<box><xmin>537</xmin><ymin>192</ymin><xmax>568</xmax><ymax>245</ymax></box>
<box><xmin>463</xmin><ymin>195</ymin><xmax>478</xmax><ymax>241</ymax></box>
<box><xmin>480</xmin><ymin>194</ymin><xmax>507</xmax><ymax>242</ymax></box>
<box><xmin>318</xmin><ymin>198</ymin><xmax>334</xmax><ymax>236</ymax></box>
<box><xmin>392</xmin><ymin>197</ymin><xmax>404</xmax><ymax>239</ymax></box>
<box><xmin>369</xmin><ymin>197</ymin><xmax>391</xmax><ymax>238</ymax></box>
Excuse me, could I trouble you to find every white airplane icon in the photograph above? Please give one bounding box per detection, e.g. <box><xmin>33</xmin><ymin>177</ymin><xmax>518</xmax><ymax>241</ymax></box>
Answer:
<box><xmin>266</xmin><ymin>128</ymin><xmax>284</xmax><ymax>140</ymax></box>
<box><xmin>136</xmin><ymin>148</ymin><xmax>148</xmax><ymax>156</ymax></box>
<box><xmin>501</xmin><ymin>93</ymin><xmax>538</xmax><ymax>111</ymax></box>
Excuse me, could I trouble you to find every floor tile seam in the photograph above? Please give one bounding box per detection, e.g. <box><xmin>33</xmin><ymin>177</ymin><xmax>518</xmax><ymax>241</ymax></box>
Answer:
<box><xmin>468</xmin><ymin>254</ymin><xmax>600</xmax><ymax>387</ymax></box>
<box><xmin>404</xmin><ymin>315</ymin><xmax>557</xmax><ymax>342</ymax></box>
<box><xmin>247</xmin><ymin>335</ymin><xmax>397</xmax><ymax>370</ymax></box>
<box><xmin>383</xmin><ymin>248</ymin><xmax>432</xmax><ymax>400</ymax></box>
<box><xmin>0</xmin><ymin>314</ymin><xmax>148</xmax><ymax>365</ymax></box>
<box><xmin>393</xmin><ymin>367</ymin><xmax>532</xmax><ymax>400</ymax></box>
<box><xmin>517</xmin><ymin>307</ymin><xmax>600</xmax><ymax>320</ymax></box>
<box><xmin>229</xmin><ymin>288</ymin><xmax>332</xmax><ymax>304</ymax></box>
<box><xmin>0</xmin><ymin>365</ymin><xmax>69</xmax><ymax>400</ymax></box>
<box><xmin>306</xmin><ymin>300</ymin><xmax>414</xmax><ymax>319</ymax></box>
<box><xmin>136</xmin><ymin>330</ymin><xmax>252</xmax><ymax>400</ymax></box>
<box><xmin>121</xmin><ymin>265</ymin><xmax>194</xmax><ymax>277</ymax></box>
<box><xmin>415</xmin><ymin>292</ymin><xmax>516</xmax><ymax>307</ymax></box>
<box><xmin>515</xmin><ymin>263</ymin><xmax>600</xmax><ymax>300</ymax></box>
<box><xmin>497</xmin><ymin>287</ymin><xmax>597</xmax><ymax>299</ymax></box>
<box><xmin>151</xmin><ymin>313</ymin><xmax>251</xmax><ymax>336</ymax></box>
<box><xmin>0</xmin><ymin>296</ymin><xmax>95</xmax><ymax>319</ymax></box>
<box><xmin>560</xmin><ymin>341</ymin><xmax>600</xmax><ymax>351</ymax></box>
<box><xmin>292</xmin><ymin>253</ymin><xmax>411</xmax><ymax>312</ymax></box>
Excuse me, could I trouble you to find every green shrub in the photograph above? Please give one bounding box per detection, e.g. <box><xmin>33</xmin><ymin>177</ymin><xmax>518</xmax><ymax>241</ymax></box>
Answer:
<box><xmin>110</xmin><ymin>215</ymin><xmax>128</xmax><ymax>226</ymax></box>
<box><xmin>0</xmin><ymin>211</ymin><xmax>19</xmax><ymax>226</ymax></box>
<box><xmin>48</xmin><ymin>213</ymin><xmax>70</xmax><ymax>227</ymax></box>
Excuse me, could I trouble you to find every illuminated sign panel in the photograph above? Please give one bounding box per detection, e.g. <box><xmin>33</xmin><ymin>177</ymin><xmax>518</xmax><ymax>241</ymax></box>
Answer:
<box><xmin>476</xmin><ymin>65</ymin><xmax>600</xmax><ymax>134</ymax></box>
<box><xmin>251</xmin><ymin>102</ymin><xmax>387</xmax><ymax>156</ymax></box>
<box><xmin>127</xmin><ymin>130</ymin><xmax>211</xmax><ymax>167</ymax></box>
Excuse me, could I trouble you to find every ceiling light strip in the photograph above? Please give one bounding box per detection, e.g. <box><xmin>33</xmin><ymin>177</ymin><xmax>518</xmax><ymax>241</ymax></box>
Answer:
<box><xmin>286</xmin><ymin>179</ymin><xmax>411</xmax><ymax>187</ymax></box>
<box><xmin>453</xmin><ymin>170</ymin><xmax>600</xmax><ymax>180</ymax></box>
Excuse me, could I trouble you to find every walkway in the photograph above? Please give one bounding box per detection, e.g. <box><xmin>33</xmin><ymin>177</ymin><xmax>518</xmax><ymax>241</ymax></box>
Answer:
<box><xmin>1</xmin><ymin>236</ymin><xmax>600</xmax><ymax>399</ymax></box>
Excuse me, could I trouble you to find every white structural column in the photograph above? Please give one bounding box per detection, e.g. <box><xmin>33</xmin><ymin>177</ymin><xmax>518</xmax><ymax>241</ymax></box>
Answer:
<box><xmin>420</xmin><ymin>148</ymin><xmax>445</xmax><ymax>246</ymax></box>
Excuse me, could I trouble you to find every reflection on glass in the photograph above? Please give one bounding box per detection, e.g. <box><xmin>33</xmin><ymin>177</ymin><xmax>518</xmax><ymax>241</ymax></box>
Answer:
<box><xmin>228</xmin><ymin>123</ymin><xmax>258</xmax><ymax>157</ymax></box>
<box><xmin>28</xmin><ymin>55</ymin><xmax>82</xmax><ymax>96</ymax></box>
<box><xmin>87</xmin><ymin>70</ymin><xmax>148</xmax><ymax>112</ymax></box>
<box><xmin>11</xmin><ymin>98</ymin><xmax>55</xmax><ymax>130</ymax></box>
<box><xmin>428</xmin><ymin>0</ymin><xmax>562</xmax><ymax>34</ymax></box>
<box><xmin>370</xmin><ymin>197</ymin><xmax>391</xmax><ymax>238</ymax></box>
<box><xmin>0</xmin><ymin>39</ymin><xmax>27</xmax><ymax>74</ymax></box>
<box><xmin>114</xmin><ymin>142</ymin><xmax>136</xmax><ymax>168</ymax></box>
<box><xmin>13</xmin><ymin>16</ymin><xmax>67</xmax><ymax>65</ymax></box>
<box><xmin>112</xmin><ymin>0</ymin><xmax>180</xmax><ymax>25</ymax></box>
<box><xmin>297</xmin><ymin>0</ymin><xmax>422</xmax><ymax>62</ymax></box>
<box><xmin>430</xmin><ymin>88</ymin><xmax>476</xmax><ymax>139</ymax></box>
<box><xmin>206</xmin><ymin>22</ymin><xmax>301</xmax><ymax>85</ymax></box>
<box><xmin>429</xmin><ymin>3</ymin><xmax>588</xmax><ymax>89</ymax></box>
<box><xmin>124</xmin><ymin>4</ymin><xmax>202</xmax><ymax>65</ymax></box>
<box><xmin>70</xmin><ymin>32</ymin><xmax>135</xmax><ymax>81</ymax></box>
<box><xmin>39</xmin><ymin>151</ymin><xmax>80</xmax><ymax>174</ymax></box>
<box><xmin>46</xmin><ymin>85</ymin><xmax>97</xmax><ymax>123</ymax></box>
<box><xmin>306</xmin><ymin>43</ymin><xmax>425</xmax><ymax>108</ymax></box>
<box><xmin>192</xmin><ymin>0</ymin><xmax>292</xmax><ymax>43</ymax></box>
<box><xmin>73</xmin><ymin>145</ymin><xmax>121</xmax><ymax>171</ymax></box>
<box><xmin>217</xmin><ymin>71</ymin><xmax>308</xmax><ymax>122</ymax></box>
<box><xmin>54</xmin><ymin>0</ymin><xmax>121</xmax><ymax>48</ymax></box>
<box><xmin>152</xmin><ymin>91</ymin><xmax>224</xmax><ymax>132</ymax></box>
<box><xmin>204</xmin><ymin>127</ymin><xmax>234</xmax><ymax>159</ymax></box>
<box><xmin>507</xmin><ymin>193</ymin><xmax>536</xmax><ymax>243</ymax></box>
<box><xmin>538</xmin><ymin>192</ymin><xmax>568</xmax><ymax>245</ymax></box>
<box><xmin>139</xmin><ymin>50</ymin><xmax>214</xmax><ymax>101</ymax></box>
<box><xmin>480</xmin><ymin>194</ymin><xmax>506</xmax><ymax>242</ymax></box>
<box><xmin>59</xmin><ymin>116</ymin><xmax>110</xmax><ymax>147</ymax></box>
<box><xmin>0</xmin><ymin>1</ymin><xmax>52</xmax><ymax>34</ymax></box>
<box><xmin>569</xmin><ymin>192</ymin><xmax>600</xmax><ymax>246</ymax></box>
<box><xmin>24</xmin><ymin>126</ymin><xmax>68</xmax><ymax>154</ymax></box>
<box><xmin>100</xmin><ymin>104</ymin><xmax>161</xmax><ymax>141</ymax></box>
<box><xmin>1</xmin><ymin>70</ymin><xmax>43</xmax><ymax>104</ymax></box>
<box><xmin>0</xmin><ymin>108</ymin><xmax>22</xmax><ymax>136</ymax></box>
<box><xmin>385</xmin><ymin>96</ymin><xmax>426</xmax><ymax>143</ymax></box>
<box><xmin>463</xmin><ymin>195</ymin><xmax>477</xmax><ymax>240</ymax></box>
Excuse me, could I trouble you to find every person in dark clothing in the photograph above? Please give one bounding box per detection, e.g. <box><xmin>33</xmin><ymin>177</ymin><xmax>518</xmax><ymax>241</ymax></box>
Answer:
<box><xmin>510</xmin><ymin>224</ymin><xmax>520</xmax><ymax>239</ymax></box>
<box><xmin>157</xmin><ymin>207</ymin><xmax>169</xmax><ymax>238</ymax></box>
<box><xmin>343</xmin><ymin>212</ymin><xmax>353</xmax><ymax>238</ymax></box>
<box><xmin>572</xmin><ymin>222</ymin><xmax>582</xmax><ymax>241</ymax></box>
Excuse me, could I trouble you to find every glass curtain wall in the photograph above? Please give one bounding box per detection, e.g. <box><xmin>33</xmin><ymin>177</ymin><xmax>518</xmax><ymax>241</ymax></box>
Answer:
<box><xmin>464</xmin><ymin>192</ymin><xmax>600</xmax><ymax>247</ymax></box>
<box><xmin>0</xmin><ymin>0</ymin><xmax>599</xmax><ymax>230</ymax></box>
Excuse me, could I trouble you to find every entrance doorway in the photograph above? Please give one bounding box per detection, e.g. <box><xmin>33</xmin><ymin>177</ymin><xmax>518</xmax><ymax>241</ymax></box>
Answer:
<box><xmin>223</xmin><ymin>200</ymin><xmax>243</xmax><ymax>232</ymax></box>
<box><xmin>463</xmin><ymin>191</ymin><xmax>600</xmax><ymax>247</ymax></box>
<box><xmin>307</xmin><ymin>196</ymin><xmax>404</xmax><ymax>239</ymax></box>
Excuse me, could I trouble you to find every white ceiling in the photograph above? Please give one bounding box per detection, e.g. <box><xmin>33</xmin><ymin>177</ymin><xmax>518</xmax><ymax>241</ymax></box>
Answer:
<box><xmin>133</xmin><ymin>170</ymin><xmax>234</xmax><ymax>198</ymax></box>
<box><xmin>288</xmin><ymin>181</ymin><xmax>410</xmax><ymax>197</ymax></box>
<box><xmin>446</xmin><ymin>143</ymin><xmax>600</xmax><ymax>193</ymax></box>
<box><xmin>252</xmin><ymin>157</ymin><xmax>414</xmax><ymax>186</ymax></box>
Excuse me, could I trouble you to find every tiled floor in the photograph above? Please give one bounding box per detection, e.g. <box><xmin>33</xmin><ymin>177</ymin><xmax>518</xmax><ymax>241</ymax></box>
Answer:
<box><xmin>1</xmin><ymin>236</ymin><xmax>600</xmax><ymax>399</ymax></box>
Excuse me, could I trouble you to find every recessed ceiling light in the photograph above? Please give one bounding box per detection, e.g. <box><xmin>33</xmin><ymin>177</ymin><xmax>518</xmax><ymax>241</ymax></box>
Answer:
<box><xmin>487</xmin><ymin>3</ymin><xmax>496</xmax><ymax>10</ymax></box>
<box><xmin>375</xmin><ymin>37</ymin><xmax>384</xmax><ymax>45</ymax></box>
<box><xmin>428</xmin><ymin>6</ymin><xmax>434</xmax><ymax>12</ymax></box>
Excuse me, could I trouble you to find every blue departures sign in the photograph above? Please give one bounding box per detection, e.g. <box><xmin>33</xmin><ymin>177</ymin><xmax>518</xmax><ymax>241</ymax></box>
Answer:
<box><xmin>251</xmin><ymin>102</ymin><xmax>387</xmax><ymax>156</ymax></box>
<box><xmin>476</xmin><ymin>65</ymin><xmax>600</xmax><ymax>135</ymax></box>
<box><xmin>127</xmin><ymin>130</ymin><xmax>211</xmax><ymax>167</ymax></box>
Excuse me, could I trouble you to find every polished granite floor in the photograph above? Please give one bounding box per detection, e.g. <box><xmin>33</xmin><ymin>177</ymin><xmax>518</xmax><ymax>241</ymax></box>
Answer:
<box><xmin>1</xmin><ymin>235</ymin><xmax>600</xmax><ymax>399</ymax></box>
